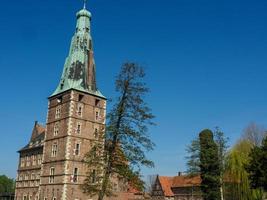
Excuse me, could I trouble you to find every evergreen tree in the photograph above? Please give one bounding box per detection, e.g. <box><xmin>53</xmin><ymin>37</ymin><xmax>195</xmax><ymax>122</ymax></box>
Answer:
<box><xmin>82</xmin><ymin>63</ymin><xmax>155</xmax><ymax>200</ymax></box>
<box><xmin>185</xmin><ymin>138</ymin><xmax>200</xmax><ymax>176</ymax></box>
<box><xmin>199</xmin><ymin>129</ymin><xmax>221</xmax><ymax>200</ymax></box>
<box><xmin>246</xmin><ymin>136</ymin><xmax>267</xmax><ymax>193</ymax></box>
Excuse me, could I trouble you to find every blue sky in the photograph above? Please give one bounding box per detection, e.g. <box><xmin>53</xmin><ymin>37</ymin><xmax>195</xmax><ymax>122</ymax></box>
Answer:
<box><xmin>0</xmin><ymin>0</ymin><xmax>267</xmax><ymax>179</ymax></box>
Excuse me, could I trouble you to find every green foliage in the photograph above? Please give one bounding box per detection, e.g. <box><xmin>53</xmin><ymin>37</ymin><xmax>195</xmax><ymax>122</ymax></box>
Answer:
<box><xmin>199</xmin><ymin>129</ymin><xmax>221</xmax><ymax>200</ymax></box>
<box><xmin>185</xmin><ymin>139</ymin><xmax>200</xmax><ymax>176</ymax></box>
<box><xmin>82</xmin><ymin>63</ymin><xmax>155</xmax><ymax>200</ymax></box>
<box><xmin>0</xmin><ymin>175</ymin><xmax>15</xmax><ymax>194</ymax></box>
<box><xmin>246</xmin><ymin>136</ymin><xmax>267</xmax><ymax>192</ymax></box>
<box><xmin>224</xmin><ymin>139</ymin><xmax>263</xmax><ymax>200</ymax></box>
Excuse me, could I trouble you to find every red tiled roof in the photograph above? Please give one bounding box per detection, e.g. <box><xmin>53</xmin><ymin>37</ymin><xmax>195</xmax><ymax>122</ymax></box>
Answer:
<box><xmin>172</xmin><ymin>175</ymin><xmax>201</xmax><ymax>187</ymax></box>
<box><xmin>158</xmin><ymin>176</ymin><xmax>174</xmax><ymax>197</ymax></box>
<box><xmin>158</xmin><ymin>175</ymin><xmax>201</xmax><ymax>197</ymax></box>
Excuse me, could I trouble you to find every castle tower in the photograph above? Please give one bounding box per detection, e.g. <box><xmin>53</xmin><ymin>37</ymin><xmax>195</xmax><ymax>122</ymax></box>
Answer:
<box><xmin>39</xmin><ymin>5</ymin><xmax>106</xmax><ymax>200</ymax></box>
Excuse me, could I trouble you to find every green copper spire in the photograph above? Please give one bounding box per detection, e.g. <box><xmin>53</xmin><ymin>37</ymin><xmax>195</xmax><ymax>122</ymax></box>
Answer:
<box><xmin>52</xmin><ymin>5</ymin><xmax>105</xmax><ymax>98</ymax></box>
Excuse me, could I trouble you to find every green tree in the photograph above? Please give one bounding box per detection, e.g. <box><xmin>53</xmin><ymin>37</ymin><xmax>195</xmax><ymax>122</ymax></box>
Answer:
<box><xmin>82</xmin><ymin>63</ymin><xmax>155</xmax><ymax>200</ymax></box>
<box><xmin>199</xmin><ymin>129</ymin><xmax>221</xmax><ymax>200</ymax></box>
<box><xmin>185</xmin><ymin>138</ymin><xmax>200</xmax><ymax>176</ymax></box>
<box><xmin>224</xmin><ymin>139</ymin><xmax>262</xmax><ymax>200</ymax></box>
<box><xmin>246</xmin><ymin>136</ymin><xmax>267</xmax><ymax>196</ymax></box>
<box><xmin>214</xmin><ymin>127</ymin><xmax>229</xmax><ymax>200</ymax></box>
<box><xmin>0</xmin><ymin>175</ymin><xmax>15</xmax><ymax>194</ymax></box>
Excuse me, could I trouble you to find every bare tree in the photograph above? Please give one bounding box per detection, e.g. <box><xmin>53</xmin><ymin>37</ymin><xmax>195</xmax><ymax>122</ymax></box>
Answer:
<box><xmin>242</xmin><ymin>122</ymin><xmax>266</xmax><ymax>146</ymax></box>
<box><xmin>145</xmin><ymin>174</ymin><xmax>157</xmax><ymax>194</ymax></box>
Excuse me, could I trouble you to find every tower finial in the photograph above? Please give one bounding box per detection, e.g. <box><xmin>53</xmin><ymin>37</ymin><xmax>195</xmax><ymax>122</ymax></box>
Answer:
<box><xmin>83</xmin><ymin>0</ymin><xmax>87</xmax><ymax>9</ymax></box>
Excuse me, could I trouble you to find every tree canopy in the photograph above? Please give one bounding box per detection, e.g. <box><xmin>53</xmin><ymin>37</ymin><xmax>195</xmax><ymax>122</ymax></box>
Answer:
<box><xmin>82</xmin><ymin>63</ymin><xmax>155</xmax><ymax>200</ymax></box>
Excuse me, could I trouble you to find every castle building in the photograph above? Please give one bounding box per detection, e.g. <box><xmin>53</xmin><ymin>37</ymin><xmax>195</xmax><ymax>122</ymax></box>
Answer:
<box><xmin>15</xmin><ymin>4</ymin><xmax>141</xmax><ymax>200</ymax></box>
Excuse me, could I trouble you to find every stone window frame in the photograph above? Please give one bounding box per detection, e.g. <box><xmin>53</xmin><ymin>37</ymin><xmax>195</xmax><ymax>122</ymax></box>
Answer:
<box><xmin>26</xmin><ymin>155</ymin><xmax>30</xmax><ymax>167</ymax></box>
<box><xmin>95</xmin><ymin>110</ymin><xmax>99</xmax><ymax>121</ymax></box>
<box><xmin>32</xmin><ymin>155</ymin><xmax>37</xmax><ymax>166</ymax></box>
<box><xmin>76</xmin><ymin>122</ymin><xmax>82</xmax><ymax>135</ymax></box>
<box><xmin>72</xmin><ymin>167</ymin><xmax>78</xmax><ymax>183</ymax></box>
<box><xmin>51</xmin><ymin>142</ymin><xmax>58</xmax><ymax>158</ymax></box>
<box><xmin>49</xmin><ymin>167</ymin><xmax>55</xmax><ymax>184</ymax></box>
<box><xmin>74</xmin><ymin>143</ymin><xmax>81</xmax><ymax>156</ymax></box>
<box><xmin>53</xmin><ymin>122</ymin><xmax>59</xmax><ymax>136</ymax></box>
<box><xmin>37</xmin><ymin>154</ymin><xmax>42</xmax><ymax>165</ymax></box>
<box><xmin>77</xmin><ymin>103</ymin><xmax>84</xmax><ymax>117</ymax></box>
<box><xmin>20</xmin><ymin>157</ymin><xmax>25</xmax><ymax>167</ymax></box>
<box><xmin>55</xmin><ymin>105</ymin><xmax>61</xmax><ymax>119</ymax></box>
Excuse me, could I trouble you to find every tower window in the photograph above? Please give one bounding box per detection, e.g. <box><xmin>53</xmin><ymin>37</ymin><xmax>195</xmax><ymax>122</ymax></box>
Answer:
<box><xmin>37</xmin><ymin>154</ymin><xmax>42</xmax><ymax>165</ymax></box>
<box><xmin>49</xmin><ymin>167</ymin><xmax>55</xmax><ymax>184</ymax></box>
<box><xmin>77</xmin><ymin>104</ymin><xmax>83</xmax><ymax>117</ymax></box>
<box><xmin>91</xmin><ymin>169</ymin><xmax>96</xmax><ymax>183</ymax></box>
<box><xmin>51</xmin><ymin>142</ymin><xmax>58</xmax><ymax>157</ymax></box>
<box><xmin>57</xmin><ymin>96</ymin><xmax>62</xmax><ymax>103</ymax></box>
<box><xmin>20</xmin><ymin>157</ymin><xmax>25</xmax><ymax>167</ymax></box>
<box><xmin>55</xmin><ymin>106</ymin><xmax>61</xmax><ymax>119</ymax></box>
<box><xmin>73</xmin><ymin>168</ymin><xmax>78</xmax><ymax>183</ymax></box>
<box><xmin>26</xmin><ymin>155</ymin><xmax>30</xmax><ymax>167</ymax></box>
<box><xmin>76</xmin><ymin>122</ymin><xmax>81</xmax><ymax>134</ymax></box>
<box><xmin>94</xmin><ymin>128</ymin><xmax>98</xmax><ymax>139</ymax></box>
<box><xmin>78</xmin><ymin>94</ymin><xmax>84</xmax><ymax>101</ymax></box>
<box><xmin>75</xmin><ymin>143</ymin><xmax>80</xmax><ymax>156</ymax></box>
<box><xmin>54</xmin><ymin>122</ymin><xmax>59</xmax><ymax>136</ymax></box>
<box><xmin>95</xmin><ymin>99</ymin><xmax>100</xmax><ymax>106</ymax></box>
<box><xmin>32</xmin><ymin>155</ymin><xmax>37</xmax><ymax>166</ymax></box>
<box><xmin>95</xmin><ymin>111</ymin><xmax>99</xmax><ymax>121</ymax></box>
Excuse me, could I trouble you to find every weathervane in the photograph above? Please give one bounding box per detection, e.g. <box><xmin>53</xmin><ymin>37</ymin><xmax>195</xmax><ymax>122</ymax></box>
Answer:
<box><xmin>83</xmin><ymin>0</ymin><xmax>87</xmax><ymax>9</ymax></box>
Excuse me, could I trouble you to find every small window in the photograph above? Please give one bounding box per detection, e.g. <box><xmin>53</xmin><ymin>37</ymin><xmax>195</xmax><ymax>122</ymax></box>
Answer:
<box><xmin>32</xmin><ymin>155</ymin><xmax>36</xmax><ymax>166</ymax></box>
<box><xmin>91</xmin><ymin>169</ymin><xmax>96</xmax><ymax>183</ymax></box>
<box><xmin>51</xmin><ymin>142</ymin><xmax>58</xmax><ymax>157</ymax></box>
<box><xmin>23</xmin><ymin>196</ymin><xmax>27</xmax><ymax>200</ymax></box>
<box><xmin>95</xmin><ymin>111</ymin><xmax>99</xmax><ymax>121</ymax></box>
<box><xmin>94</xmin><ymin>128</ymin><xmax>98</xmax><ymax>138</ymax></box>
<box><xmin>37</xmin><ymin>155</ymin><xmax>42</xmax><ymax>165</ymax></box>
<box><xmin>75</xmin><ymin>143</ymin><xmax>80</xmax><ymax>156</ymax></box>
<box><xmin>52</xmin><ymin>197</ymin><xmax>56</xmax><ymax>200</ymax></box>
<box><xmin>57</xmin><ymin>96</ymin><xmax>62</xmax><ymax>103</ymax></box>
<box><xmin>54</xmin><ymin>122</ymin><xmax>59</xmax><ymax>136</ymax></box>
<box><xmin>26</xmin><ymin>155</ymin><xmax>30</xmax><ymax>166</ymax></box>
<box><xmin>73</xmin><ymin>168</ymin><xmax>78</xmax><ymax>183</ymax></box>
<box><xmin>55</xmin><ymin>106</ymin><xmax>61</xmax><ymax>119</ymax></box>
<box><xmin>49</xmin><ymin>167</ymin><xmax>55</xmax><ymax>183</ymax></box>
<box><xmin>95</xmin><ymin>99</ymin><xmax>100</xmax><ymax>106</ymax></box>
<box><xmin>77</xmin><ymin>104</ymin><xmax>83</xmax><ymax>117</ymax></box>
<box><xmin>76</xmin><ymin>123</ymin><xmax>81</xmax><ymax>134</ymax></box>
<box><xmin>78</xmin><ymin>94</ymin><xmax>84</xmax><ymax>101</ymax></box>
<box><xmin>20</xmin><ymin>157</ymin><xmax>25</xmax><ymax>167</ymax></box>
